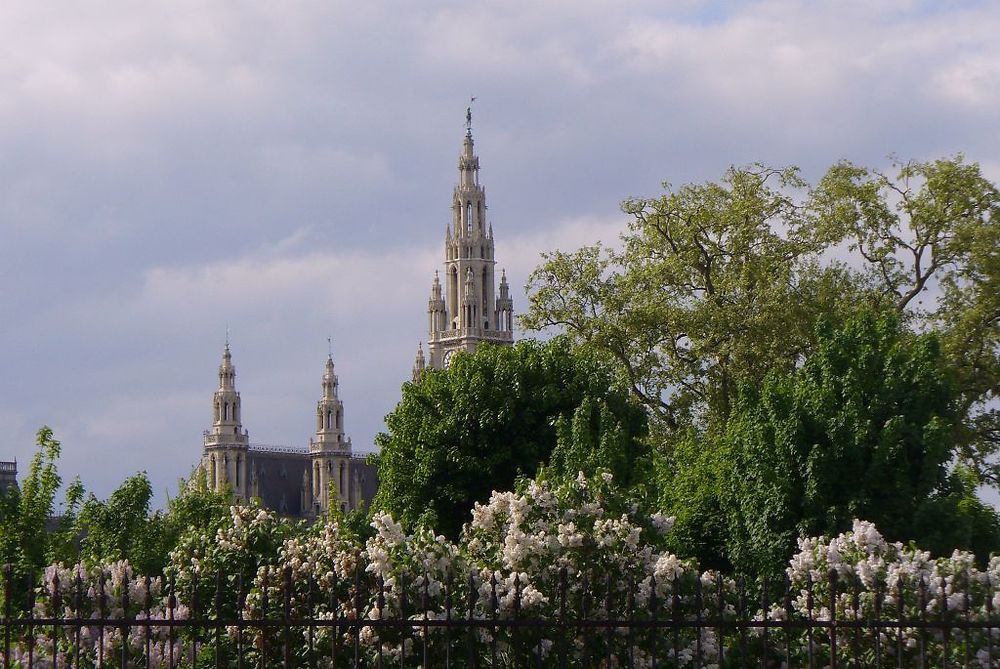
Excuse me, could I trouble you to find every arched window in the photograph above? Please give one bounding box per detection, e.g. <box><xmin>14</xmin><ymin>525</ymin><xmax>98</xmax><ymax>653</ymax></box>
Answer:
<box><xmin>482</xmin><ymin>268</ymin><xmax>489</xmax><ymax>326</ymax></box>
<box><xmin>466</xmin><ymin>202</ymin><xmax>472</xmax><ymax>233</ymax></box>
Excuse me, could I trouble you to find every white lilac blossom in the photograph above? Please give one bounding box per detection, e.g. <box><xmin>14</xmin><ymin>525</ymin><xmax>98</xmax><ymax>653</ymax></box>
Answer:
<box><xmin>9</xmin><ymin>489</ymin><xmax>999</xmax><ymax>669</ymax></box>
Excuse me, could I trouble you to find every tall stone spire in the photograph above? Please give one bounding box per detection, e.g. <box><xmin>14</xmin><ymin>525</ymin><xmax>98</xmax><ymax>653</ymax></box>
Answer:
<box><xmin>207</xmin><ymin>343</ymin><xmax>248</xmax><ymax>443</ymax></box>
<box><xmin>308</xmin><ymin>352</ymin><xmax>352</xmax><ymax>518</ymax></box>
<box><xmin>424</xmin><ymin>108</ymin><xmax>514</xmax><ymax>370</ymax></box>
<box><xmin>313</xmin><ymin>354</ymin><xmax>348</xmax><ymax>450</ymax></box>
<box><xmin>203</xmin><ymin>342</ymin><xmax>249</xmax><ymax>500</ymax></box>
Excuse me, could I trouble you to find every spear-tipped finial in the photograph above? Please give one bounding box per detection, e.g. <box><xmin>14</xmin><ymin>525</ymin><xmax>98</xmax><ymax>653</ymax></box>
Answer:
<box><xmin>327</xmin><ymin>336</ymin><xmax>333</xmax><ymax>359</ymax></box>
<box><xmin>225</xmin><ymin>324</ymin><xmax>231</xmax><ymax>350</ymax></box>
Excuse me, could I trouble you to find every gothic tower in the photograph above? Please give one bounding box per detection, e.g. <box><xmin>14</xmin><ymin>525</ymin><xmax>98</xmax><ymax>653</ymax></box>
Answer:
<box><xmin>423</xmin><ymin>108</ymin><xmax>514</xmax><ymax>371</ymax></box>
<box><xmin>202</xmin><ymin>343</ymin><xmax>250</xmax><ymax>501</ymax></box>
<box><xmin>305</xmin><ymin>354</ymin><xmax>353</xmax><ymax>516</ymax></box>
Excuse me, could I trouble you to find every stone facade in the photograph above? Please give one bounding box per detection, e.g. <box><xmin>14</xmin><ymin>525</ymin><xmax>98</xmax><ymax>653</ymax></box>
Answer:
<box><xmin>414</xmin><ymin>111</ymin><xmax>514</xmax><ymax>379</ymax></box>
<box><xmin>199</xmin><ymin>345</ymin><xmax>377</xmax><ymax>518</ymax></box>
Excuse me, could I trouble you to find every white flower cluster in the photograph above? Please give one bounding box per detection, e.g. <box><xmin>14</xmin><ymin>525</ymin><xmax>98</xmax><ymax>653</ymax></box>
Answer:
<box><xmin>461</xmin><ymin>471</ymin><xmax>708</xmax><ymax>666</ymax></box>
<box><xmin>779</xmin><ymin>519</ymin><xmax>1000</xmax><ymax>667</ymax></box>
<box><xmin>9</xmin><ymin>560</ymin><xmax>189</xmax><ymax>668</ymax></box>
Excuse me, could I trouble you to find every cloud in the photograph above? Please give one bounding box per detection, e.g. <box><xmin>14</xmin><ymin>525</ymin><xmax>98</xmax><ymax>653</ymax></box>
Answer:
<box><xmin>1</xmin><ymin>0</ymin><xmax>998</xmax><ymax>508</ymax></box>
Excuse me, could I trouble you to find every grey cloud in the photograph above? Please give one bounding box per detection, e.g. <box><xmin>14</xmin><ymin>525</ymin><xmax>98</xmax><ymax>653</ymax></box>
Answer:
<box><xmin>0</xmin><ymin>0</ymin><xmax>997</xmax><ymax>505</ymax></box>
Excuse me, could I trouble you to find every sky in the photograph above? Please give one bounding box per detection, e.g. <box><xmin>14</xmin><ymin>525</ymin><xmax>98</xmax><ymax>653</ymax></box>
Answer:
<box><xmin>1</xmin><ymin>0</ymin><xmax>998</xmax><ymax>508</ymax></box>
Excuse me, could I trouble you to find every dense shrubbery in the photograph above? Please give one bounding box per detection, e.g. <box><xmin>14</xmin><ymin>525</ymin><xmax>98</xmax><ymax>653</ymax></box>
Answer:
<box><xmin>7</xmin><ymin>473</ymin><xmax>1000</xmax><ymax>667</ymax></box>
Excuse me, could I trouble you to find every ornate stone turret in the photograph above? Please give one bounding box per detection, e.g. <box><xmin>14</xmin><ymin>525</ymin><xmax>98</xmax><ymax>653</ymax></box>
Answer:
<box><xmin>424</xmin><ymin>106</ymin><xmax>514</xmax><ymax>369</ymax></box>
<box><xmin>202</xmin><ymin>342</ymin><xmax>250</xmax><ymax>501</ymax></box>
<box><xmin>412</xmin><ymin>343</ymin><xmax>426</xmax><ymax>382</ymax></box>
<box><xmin>497</xmin><ymin>269</ymin><xmax>514</xmax><ymax>332</ymax></box>
<box><xmin>428</xmin><ymin>271</ymin><xmax>446</xmax><ymax>334</ymax></box>
<box><xmin>305</xmin><ymin>354</ymin><xmax>353</xmax><ymax>517</ymax></box>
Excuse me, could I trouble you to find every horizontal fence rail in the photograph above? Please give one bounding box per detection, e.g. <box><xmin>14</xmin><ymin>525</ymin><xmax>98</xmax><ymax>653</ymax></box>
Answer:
<box><xmin>3</xmin><ymin>562</ymin><xmax>1000</xmax><ymax>668</ymax></box>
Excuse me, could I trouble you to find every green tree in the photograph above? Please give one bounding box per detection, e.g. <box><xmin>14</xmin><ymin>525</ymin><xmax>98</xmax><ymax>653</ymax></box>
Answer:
<box><xmin>0</xmin><ymin>427</ymin><xmax>84</xmax><ymax>577</ymax></box>
<box><xmin>373</xmin><ymin>338</ymin><xmax>647</xmax><ymax>538</ymax></box>
<box><xmin>76</xmin><ymin>472</ymin><xmax>178</xmax><ymax>575</ymax></box>
<box><xmin>665</xmin><ymin>312</ymin><xmax>1000</xmax><ymax>579</ymax></box>
<box><xmin>158</xmin><ymin>469</ymin><xmax>232</xmax><ymax>553</ymax></box>
<box><xmin>810</xmin><ymin>156</ymin><xmax>1000</xmax><ymax>483</ymax></box>
<box><xmin>523</xmin><ymin>166</ymin><xmax>857</xmax><ymax>436</ymax></box>
<box><xmin>525</xmin><ymin>157</ymin><xmax>1000</xmax><ymax>486</ymax></box>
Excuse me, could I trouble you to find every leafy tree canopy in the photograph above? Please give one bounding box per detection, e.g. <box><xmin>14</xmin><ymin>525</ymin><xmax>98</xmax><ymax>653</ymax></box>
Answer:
<box><xmin>664</xmin><ymin>311</ymin><xmax>1000</xmax><ymax>579</ymax></box>
<box><xmin>373</xmin><ymin>338</ymin><xmax>648</xmax><ymax>538</ymax></box>
<box><xmin>0</xmin><ymin>427</ymin><xmax>83</xmax><ymax>577</ymax></box>
<box><xmin>524</xmin><ymin>157</ymin><xmax>1000</xmax><ymax>486</ymax></box>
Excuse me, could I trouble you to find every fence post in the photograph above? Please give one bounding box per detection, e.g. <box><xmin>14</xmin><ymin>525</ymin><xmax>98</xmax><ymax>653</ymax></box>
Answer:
<box><xmin>918</xmin><ymin>576</ymin><xmax>927</xmax><ymax>668</ymax></box>
<box><xmin>421</xmin><ymin>571</ymin><xmax>429</xmax><ymax>669</ymax></box>
<box><xmin>98</xmin><ymin>571</ymin><xmax>106</xmax><ymax>668</ymax></box>
<box><xmin>260</xmin><ymin>569</ymin><xmax>269</xmax><ymax>669</ymax></box>
<box><xmin>376</xmin><ymin>574</ymin><xmax>385</xmax><ymax>668</ymax></box>
<box><xmin>237</xmin><ymin>573</ymin><xmax>246</xmax><ymax>669</ymax></box>
<box><xmin>353</xmin><ymin>557</ymin><xmax>362</xmax><ymax>669</ymax></box>
<box><xmin>192</xmin><ymin>570</ymin><xmax>201</xmax><ymax>667</ymax></box>
<box><xmin>444</xmin><ymin>569</ymin><xmax>453</xmax><ymax>668</ymax></box>
<box><xmin>829</xmin><ymin>569</ymin><xmax>838</xmax><ymax>669</ymax></box>
<box><xmin>671</xmin><ymin>574</ymin><xmax>679</xmax><ymax>668</ymax></box>
<box><xmin>872</xmin><ymin>574</ymin><xmax>882</xmax><ymax>668</ymax></box>
<box><xmin>559</xmin><ymin>566</ymin><xmax>568</xmax><ymax>669</ymax></box>
<box><xmin>489</xmin><ymin>571</ymin><xmax>498</xmax><ymax>668</ymax></box>
<box><xmin>283</xmin><ymin>567</ymin><xmax>292</xmax><ymax>669</ymax></box>
<box><xmin>987</xmin><ymin>575</ymin><xmax>994</xmax><ymax>668</ymax></box>
<box><xmin>806</xmin><ymin>573</ymin><xmax>814</xmax><ymax>669</ymax></box>
<box><xmin>74</xmin><ymin>568</ymin><xmax>82</xmax><ymax>669</ymax></box>
<box><xmin>215</xmin><ymin>572</ymin><xmax>224</xmax><ymax>669</ymax></box>
<box><xmin>466</xmin><ymin>571</ymin><xmax>476</xmax><ymax>669</ymax></box>
<box><xmin>694</xmin><ymin>574</ymin><xmax>703</xmax><ymax>665</ymax></box>
<box><xmin>4</xmin><ymin>563</ymin><xmax>12</xmax><ymax>669</ymax></box>
<box><xmin>938</xmin><ymin>575</ymin><xmax>948</xmax><ymax>669</ymax></box>
<box><xmin>144</xmin><ymin>575</ymin><xmax>152</xmax><ymax>669</ymax></box>
<box><xmin>168</xmin><ymin>574</ymin><xmax>176</xmax><ymax>669</ymax></box>
<box><xmin>783</xmin><ymin>574</ymin><xmax>792</xmax><ymax>667</ymax></box>
<box><xmin>122</xmin><ymin>568</ymin><xmax>131</xmax><ymax>669</ymax></box>
<box><xmin>761</xmin><ymin>575</ymin><xmax>769</xmax><ymax>669</ymax></box>
<box><xmin>50</xmin><ymin>570</ymin><xmax>59</xmax><ymax>669</ymax></box>
<box><xmin>649</xmin><ymin>574</ymin><xmax>658</xmax><ymax>669</ymax></box>
<box><xmin>717</xmin><ymin>572</ymin><xmax>725</xmax><ymax>667</ymax></box>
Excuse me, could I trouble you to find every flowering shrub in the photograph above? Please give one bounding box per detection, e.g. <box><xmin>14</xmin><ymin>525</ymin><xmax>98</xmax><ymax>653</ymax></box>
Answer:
<box><xmin>462</xmin><ymin>471</ymin><xmax>720</xmax><ymax>666</ymax></box>
<box><xmin>6</xmin><ymin>561</ymin><xmax>190</xmax><ymax>668</ymax></box>
<box><xmin>5</xmin><ymin>482</ymin><xmax>1000</xmax><ymax>668</ymax></box>
<box><xmin>775</xmin><ymin>519</ymin><xmax>1000</xmax><ymax>668</ymax></box>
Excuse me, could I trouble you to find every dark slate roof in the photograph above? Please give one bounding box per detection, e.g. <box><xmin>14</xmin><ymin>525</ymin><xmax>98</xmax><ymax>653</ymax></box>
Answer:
<box><xmin>248</xmin><ymin>451</ymin><xmax>309</xmax><ymax>518</ymax></box>
<box><xmin>351</xmin><ymin>456</ymin><xmax>379</xmax><ymax>510</ymax></box>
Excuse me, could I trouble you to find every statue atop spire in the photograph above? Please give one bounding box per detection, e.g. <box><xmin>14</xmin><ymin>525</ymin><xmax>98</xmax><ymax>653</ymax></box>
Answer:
<box><xmin>466</xmin><ymin>96</ymin><xmax>476</xmax><ymax>136</ymax></box>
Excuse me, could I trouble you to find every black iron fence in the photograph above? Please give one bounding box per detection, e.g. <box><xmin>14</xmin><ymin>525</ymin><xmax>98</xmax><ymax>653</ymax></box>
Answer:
<box><xmin>4</xmin><ymin>562</ymin><xmax>1000</xmax><ymax>668</ymax></box>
